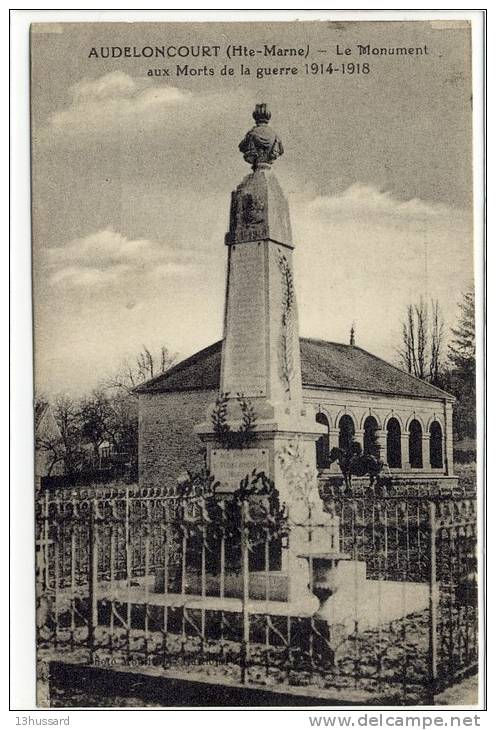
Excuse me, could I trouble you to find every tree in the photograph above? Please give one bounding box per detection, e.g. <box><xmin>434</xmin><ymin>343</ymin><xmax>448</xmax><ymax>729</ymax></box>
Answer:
<box><xmin>52</xmin><ymin>394</ymin><xmax>84</xmax><ymax>475</ymax></box>
<box><xmin>98</xmin><ymin>344</ymin><xmax>175</xmax><ymax>475</ymax></box>
<box><xmin>429</xmin><ymin>299</ymin><xmax>445</xmax><ymax>387</ymax></box>
<box><xmin>399</xmin><ymin>298</ymin><xmax>445</xmax><ymax>385</ymax></box>
<box><xmin>105</xmin><ymin>394</ymin><xmax>139</xmax><ymax>472</ymax></box>
<box><xmin>36</xmin><ymin>344</ymin><xmax>175</xmax><ymax>481</ymax></box>
<box><xmin>35</xmin><ymin>397</ymin><xmax>65</xmax><ymax>477</ymax></box>
<box><xmin>448</xmin><ymin>289</ymin><xmax>476</xmax><ymax>374</ymax></box>
<box><xmin>79</xmin><ymin>390</ymin><xmax>115</xmax><ymax>462</ymax></box>
<box><xmin>35</xmin><ymin>394</ymin><xmax>84</xmax><ymax>477</ymax></box>
<box><xmin>103</xmin><ymin>345</ymin><xmax>176</xmax><ymax>397</ymax></box>
<box><xmin>447</xmin><ymin>289</ymin><xmax>476</xmax><ymax>441</ymax></box>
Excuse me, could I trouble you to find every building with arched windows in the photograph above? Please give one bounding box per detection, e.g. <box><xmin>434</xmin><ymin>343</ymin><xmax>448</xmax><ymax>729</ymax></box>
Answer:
<box><xmin>136</xmin><ymin>105</ymin><xmax>456</xmax><ymax>492</ymax></box>
<box><xmin>137</xmin><ymin>336</ymin><xmax>456</xmax><ymax>489</ymax></box>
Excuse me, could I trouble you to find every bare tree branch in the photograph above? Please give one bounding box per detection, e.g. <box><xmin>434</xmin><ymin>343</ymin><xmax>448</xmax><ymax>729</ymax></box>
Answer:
<box><xmin>102</xmin><ymin>345</ymin><xmax>177</xmax><ymax>398</ymax></box>
<box><xmin>398</xmin><ymin>297</ymin><xmax>445</xmax><ymax>384</ymax></box>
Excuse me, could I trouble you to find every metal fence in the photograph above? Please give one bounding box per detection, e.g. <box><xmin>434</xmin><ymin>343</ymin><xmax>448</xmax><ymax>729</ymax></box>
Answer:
<box><xmin>36</xmin><ymin>478</ymin><xmax>478</xmax><ymax>705</ymax></box>
<box><xmin>322</xmin><ymin>482</ymin><xmax>478</xmax><ymax>693</ymax></box>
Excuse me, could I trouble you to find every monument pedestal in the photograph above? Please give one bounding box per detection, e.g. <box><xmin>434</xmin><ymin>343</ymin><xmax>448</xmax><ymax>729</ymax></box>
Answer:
<box><xmin>196</xmin><ymin>415</ymin><xmax>338</xmax><ymax>614</ymax></box>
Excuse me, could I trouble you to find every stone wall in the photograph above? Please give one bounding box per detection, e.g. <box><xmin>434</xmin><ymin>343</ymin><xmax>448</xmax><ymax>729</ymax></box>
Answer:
<box><xmin>138</xmin><ymin>390</ymin><xmax>215</xmax><ymax>489</ymax></box>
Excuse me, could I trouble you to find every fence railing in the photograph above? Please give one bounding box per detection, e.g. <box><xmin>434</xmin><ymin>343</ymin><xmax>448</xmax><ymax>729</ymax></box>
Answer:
<box><xmin>36</xmin><ymin>481</ymin><xmax>478</xmax><ymax>705</ymax></box>
<box><xmin>323</xmin><ymin>488</ymin><xmax>478</xmax><ymax>691</ymax></box>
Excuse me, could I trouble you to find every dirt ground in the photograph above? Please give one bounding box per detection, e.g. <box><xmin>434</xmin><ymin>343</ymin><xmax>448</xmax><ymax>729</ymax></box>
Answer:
<box><xmin>435</xmin><ymin>675</ymin><xmax>479</xmax><ymax>706</ymax></box>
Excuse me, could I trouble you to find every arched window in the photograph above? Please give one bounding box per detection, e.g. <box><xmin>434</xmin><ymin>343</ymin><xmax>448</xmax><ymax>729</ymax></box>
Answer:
<box><xmin>338</xmin><ymin>414</ymin><xmax>355</xmax><ymax>452</ymax></box>
<box><xmin>363</xmin><ymin>416</ymin><xmax>379</xmax><ymax>458</ymax></box>
<box><xmin>386</xmin><ymin>418</ymin><xmax>402</xmax><ymax>468</ymax></box>
<box><xmin>429</xmin><ymin>421</ymin><xmax>443</xmax><ymax>469</ymax></box>
<box><xmin>409</xmin><ymin>419</ymin><xmax>423</xmax><ymax>468</ymax></box>
<box><xmin>315</xmin><ymin>412</ymin><xmax>330</xmax><ymax>469</ymax></box>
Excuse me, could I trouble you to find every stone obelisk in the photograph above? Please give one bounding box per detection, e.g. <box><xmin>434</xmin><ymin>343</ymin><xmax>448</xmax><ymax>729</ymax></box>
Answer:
<box><xmin>196</xmin><ymin>104</ymin><xmax>336</xmax><ymax>610</ymax></box>
<box><xmin>201</xmin><ymin>106</ymin><xmax>329</xmax><ymax>489</ymax></box>
<box><xmin>221</xmin><ymin>103</ymin><xmax>303</xmax><ymax>418</ymax></box>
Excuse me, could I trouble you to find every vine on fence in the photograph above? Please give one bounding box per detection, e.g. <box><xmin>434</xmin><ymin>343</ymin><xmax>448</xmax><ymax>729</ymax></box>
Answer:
<box><xmin>176</xmin><ymin>465</ymin><xmax>220</xmax><ymax>500</ymax></box>
<box><xmin>175</xmin><ymin>466</ymin><xmax>288</xmax><ymax>543</ymax></box>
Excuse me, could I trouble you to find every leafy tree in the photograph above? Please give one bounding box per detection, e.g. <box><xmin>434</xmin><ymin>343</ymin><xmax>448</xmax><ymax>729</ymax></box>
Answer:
<box><xmin>448</xmin><ymin>289</ymin><xmax>476</xmax><ymax>374</ymax></box>
<box><xmin>447</xmin><ymin>289</ymin><xmax>476</xmax><ymax>441</ymax></box>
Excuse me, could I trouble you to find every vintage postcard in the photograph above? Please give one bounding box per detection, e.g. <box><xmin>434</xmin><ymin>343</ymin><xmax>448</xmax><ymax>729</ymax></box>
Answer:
<box><xmin>30</xmin><ymin>16</ymin><xmax>482</xmax><ymax>709</ymax></box>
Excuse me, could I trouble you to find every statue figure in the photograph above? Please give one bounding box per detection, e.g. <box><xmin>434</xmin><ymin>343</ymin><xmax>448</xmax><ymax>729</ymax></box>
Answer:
<box><xmin>239</xmin><ymin>103</ymin><xmax>284</xmax><ymax>170</ymax></box>
<box><xmin>329</xmin><ymin>440</ymin><xmax>384</xmax><ymax>489</ymax></box>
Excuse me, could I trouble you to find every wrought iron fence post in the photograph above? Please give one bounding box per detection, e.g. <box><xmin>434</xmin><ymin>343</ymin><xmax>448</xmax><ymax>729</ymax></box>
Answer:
<box><xmin>43</xmin><ymin>490</ymin><xmax>49</xmax><ymax>592</ymax></box>
<box><xmin>241</xmin><ymin>498</ymin><xmax>250</xmax><ymax>684</ymax></box>
<box><xmin>88</xmin><ymin>498</ymin><xmax>99</xmax><ymax>661</ymax></box>
<box><xmin>144</xmin><ymin>500</ymin><xmax>151</xmax><ymax>661</ymax></box>
<box><xmin>125</xmin><ymin>485</ymin><xmax>131</xmax><ymax>658</ymax></box>
<box><xmin>427</xmin><ymin>500</ymin><xmax>438</xmax><ymax>701</ymax></box>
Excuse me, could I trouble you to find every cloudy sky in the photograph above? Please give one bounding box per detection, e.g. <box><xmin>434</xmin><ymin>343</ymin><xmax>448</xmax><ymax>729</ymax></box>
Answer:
<box><xmin>31</xmin><ymin>21</ymin><xmax>474</xmax><ymax>396</ymax></box>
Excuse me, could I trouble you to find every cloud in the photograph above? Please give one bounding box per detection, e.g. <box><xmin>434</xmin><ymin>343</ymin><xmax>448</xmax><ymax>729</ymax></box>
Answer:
<box><xmin>150</xmin><ymin>262</ymin><xmax>192</xmax><ymax>279</ymax></box>
<box><xmin>51</xmin><ymin>265</ymin><xmax>130</xmax><ymax>287</ymax></box>
<box><xmin>292</xmin><ymin>182</ymin><xmax>472</xmax><ymax>365</ymax></box>
<box><xmin>48</xmin><ymin>228</ymin><xmax>193</xmax><ymax>288</ymax></box>
<box><xmin>306</xmin><ymin>183</ymin><xmax>465</xmax><ymax>226</ymax></box>
<box><xmin>48</xmin><ymin>71</ymin><xmax>190</xmax><ymax>135</ymax></box>
<box><xmin>71</xmin><ymin>71</ymin><xmax>138</xmax><ymax>103</ymax></box>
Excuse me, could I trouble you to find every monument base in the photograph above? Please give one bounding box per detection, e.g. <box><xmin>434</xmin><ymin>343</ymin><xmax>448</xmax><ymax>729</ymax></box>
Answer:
<box><xmin>195</xmin><ymin>416</ymin><xmax>338</xmax><ymax>614</ymax></box>
<box><xmin>299</xmin><ymin>552</ymin><xmax>429</xmax><ymax>640</ymax></box>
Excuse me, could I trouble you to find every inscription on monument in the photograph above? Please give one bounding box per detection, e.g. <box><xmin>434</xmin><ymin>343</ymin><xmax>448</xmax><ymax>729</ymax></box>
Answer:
<box><xmin>222</xmin><ymin>244</ymin><xmax>267</xmax><ymax>397</ymax></box>
<box><xmin>211</xmin><ymin>448</ymin><xmax>270</xmax><ymax>492</ymax></box>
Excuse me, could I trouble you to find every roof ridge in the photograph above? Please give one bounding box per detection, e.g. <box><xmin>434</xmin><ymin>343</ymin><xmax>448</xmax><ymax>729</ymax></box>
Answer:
<box><xmin>135</xmin><ymin>337</ymin><xmax>455</xmax><ymax>400</ymax></box>
<box><xmin>351</xmin><ymin>344</ymin><xmax>455</xmax><ymax>400</ymax></box>
<box><xmin>134</xmin><ymin>340</ymin><xmax>222</xmax><ymax>393</ymax></box>
<box><xmin>301</xmin><ymin>336</ymin><xmax>349</xmax><ymax>347</ymax></box>
<box><xmin>301</xmin><ymin>338</ymin><xmax>452</xmax><ymax>398</ymax></box>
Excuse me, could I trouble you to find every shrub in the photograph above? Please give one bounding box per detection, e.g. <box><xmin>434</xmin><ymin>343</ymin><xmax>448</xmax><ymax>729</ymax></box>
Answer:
<box><xmin>454</xmin><ymin>448</ymin><xmax>476</xmax><ymax>464</ymax></box>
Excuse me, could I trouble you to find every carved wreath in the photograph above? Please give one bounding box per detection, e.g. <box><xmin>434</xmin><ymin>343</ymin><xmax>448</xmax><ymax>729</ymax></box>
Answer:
<box><xmin>211</xmin><ymin>392</ymin><xmax>257</xmax><ymax>449</ymax></box>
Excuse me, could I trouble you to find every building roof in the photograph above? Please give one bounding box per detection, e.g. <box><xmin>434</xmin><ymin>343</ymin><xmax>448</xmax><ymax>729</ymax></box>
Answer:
<box><xmin>135</xmin><ymin>338</ymin><xmax>454</xmax><ymax>401</ymax></box>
